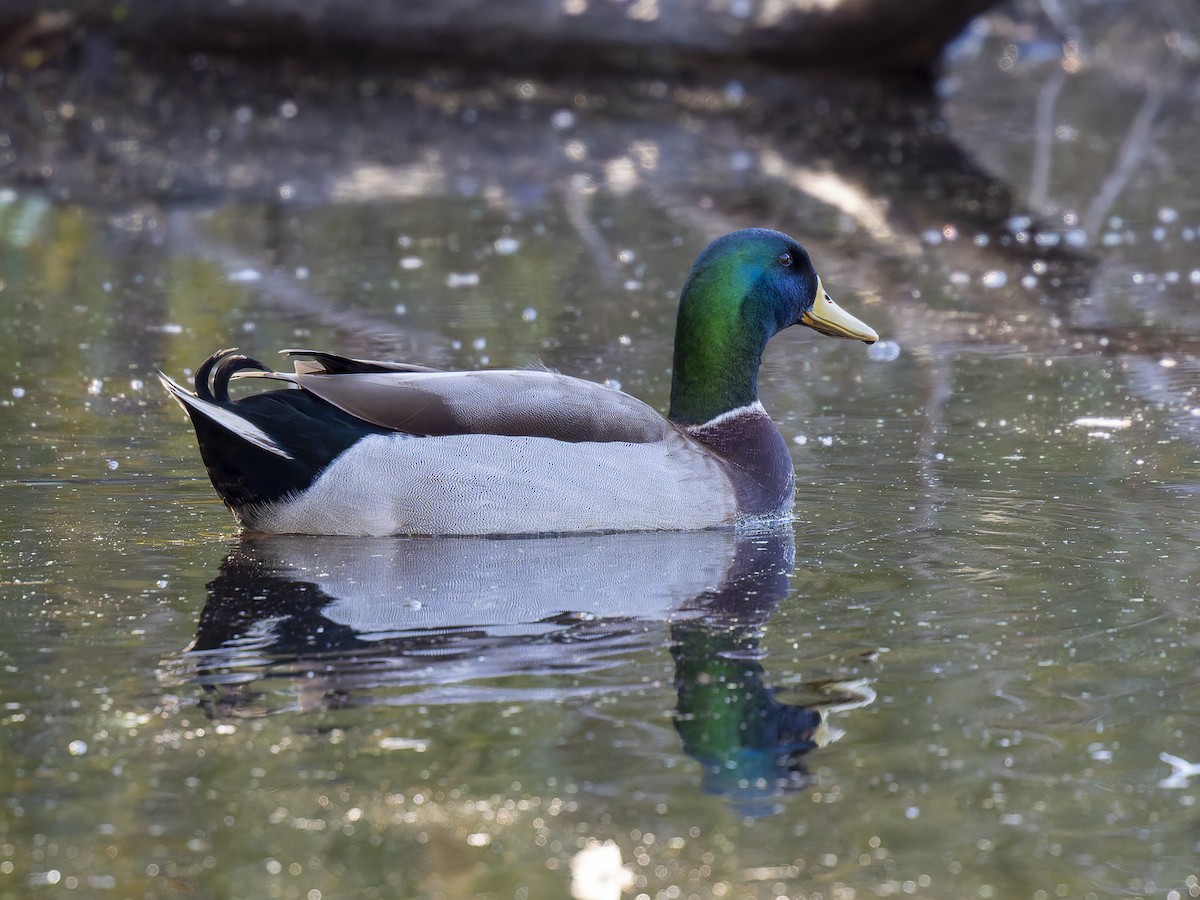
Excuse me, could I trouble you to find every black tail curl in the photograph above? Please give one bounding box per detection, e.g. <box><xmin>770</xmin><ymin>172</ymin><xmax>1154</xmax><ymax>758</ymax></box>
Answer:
<box><xmin>194</xmin><ymin>349</ymin><xmax>272</xmax><ymax>404</ymax></box>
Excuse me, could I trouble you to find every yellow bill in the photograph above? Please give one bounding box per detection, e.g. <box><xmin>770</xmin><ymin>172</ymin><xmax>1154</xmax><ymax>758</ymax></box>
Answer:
<box><xmin>800</xmin><ymin>277</ymin><xmax>878</xmax><ymax>343</ymax></box>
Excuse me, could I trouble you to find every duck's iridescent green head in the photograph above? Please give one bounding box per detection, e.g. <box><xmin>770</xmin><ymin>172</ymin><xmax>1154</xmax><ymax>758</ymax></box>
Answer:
<box><xmin>668</xmin><ymin>228</ymin><xmax>877</xmax><ymax>426</ymax></box>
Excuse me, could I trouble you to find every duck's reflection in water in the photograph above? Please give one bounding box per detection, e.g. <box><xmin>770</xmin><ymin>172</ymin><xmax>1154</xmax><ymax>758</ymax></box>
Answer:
<box><xmin>180</xmin><ymin>526</ymin><xmax>873</xmax><ymax>810</ymax></box>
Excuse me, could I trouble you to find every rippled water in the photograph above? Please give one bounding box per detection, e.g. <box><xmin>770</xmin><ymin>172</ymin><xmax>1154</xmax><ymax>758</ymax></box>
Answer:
<box><xmin>2</xmin><ymin>4</ymin><xmax>1199</xmax><ymax>899</ymax></box>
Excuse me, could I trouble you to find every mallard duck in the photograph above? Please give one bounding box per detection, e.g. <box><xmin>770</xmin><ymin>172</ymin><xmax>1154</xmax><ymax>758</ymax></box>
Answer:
<box><xmin>160</xmin><ymin>228</ymin><xmax>877</xmax><ymax>535</ymax></box>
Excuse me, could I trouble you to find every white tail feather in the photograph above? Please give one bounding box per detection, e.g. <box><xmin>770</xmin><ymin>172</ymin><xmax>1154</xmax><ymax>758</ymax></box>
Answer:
<box><xmin>157</xmin><ymin>372</ymin><xmax>294</xmax><ymax>460</ymax></box>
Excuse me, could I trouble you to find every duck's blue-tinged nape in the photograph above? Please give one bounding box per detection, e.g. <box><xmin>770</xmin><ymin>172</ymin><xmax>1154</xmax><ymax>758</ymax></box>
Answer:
<box><xmin>186</xmin><ymin>391</ymin><xmax>388</xmax><ymax>516</ymax></box>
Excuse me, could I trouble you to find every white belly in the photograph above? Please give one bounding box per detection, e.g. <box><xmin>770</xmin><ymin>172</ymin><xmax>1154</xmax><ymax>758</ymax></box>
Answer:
<box><xmin>251</xmin><ymin>432</ymin><xmax>739</xmax><ymax>536</ymax></box>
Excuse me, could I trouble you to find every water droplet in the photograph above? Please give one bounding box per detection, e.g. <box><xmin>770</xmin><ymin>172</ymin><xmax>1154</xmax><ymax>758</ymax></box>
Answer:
<box><xmin>399</xmin><ymin>256</ymin><xmax>423</xmax><ymax>270</ymax></box>
<box><xmin>228</xmin><ymin>268</ymin><xmax>261</xmax><ymax>283</ymax></box>
<box><xmin>446</xmin><ymin>272</ymin><xmax>480</xmax><ymax>288</ymax></box>
<box><xmin>522</xmin><ymin>307</ymin><xmax>538</xmax><ymax>322</ymax></box>
<box><xmin>981</xmin><ymin>270</ymin><xmax>1008</xmax><ymax>289</ymax></box>
<box><xmin>87</xmin><ymin>378</ymin><xmax>103</xmax><ymax>396</ymax></box>
<box><xmin>68</xmin><ymin>740</ymin><xmax>88</xmax><ymax>756</ymax></box>
<box><xmin>106</xmin><ymin>459</ymin><xmax>119</xmax><ymax>470</ymax></box>
<box><xmin>551</xmin><ymin>109</ymin><xmax>575</xmax><ymax>130</ymax></box>
<box><xmin>793</xmin><ymin>435</ymin><xmax>808</xmax><ymax>445</ymax></box>
<box><xmin>394</xmin><ymin>304</ymin><xmax>407</xmax><ymax>315</ymax></box>
<box><xmin>472</xmin><ymin>337</ymin><xmax>487</xmax><ymax>351</ymax></box>
<box><xmin>279</xmin><ymin>100</ymin><xmax>298</xmax><ymax>119</ymax></box>
<box><xmin>11</xmin><ymin>386</ymin><xmax>25</xmax><ymax>399</ymax></box>
<box><xmin>867</xmin><ymin>340</ymin><xmax>901</xmax><ymax>361</ymax></box>
<box><xmin>494</xmin><ymin>236</ymin><xmax>520</xmax><ymax>255</ymax></box>
<box><xmin>1158</xmin><ymin>206</ymin><xmax>1179</xmax><ymax>224</ymax></box>
<box><xmin>818</xmin><ymin>435</ymin><xmax>834</xmax><ymax>447</ymax></box>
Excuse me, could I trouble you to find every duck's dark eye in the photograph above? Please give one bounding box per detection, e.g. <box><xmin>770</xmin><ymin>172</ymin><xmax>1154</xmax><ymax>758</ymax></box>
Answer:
<box><xmin>776</xmin><ymin>252</ymin><xmax>792</xmax><ymax>267</ymax></box>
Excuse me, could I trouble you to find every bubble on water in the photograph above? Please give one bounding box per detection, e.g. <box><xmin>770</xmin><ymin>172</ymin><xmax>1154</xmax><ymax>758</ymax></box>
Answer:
<box><xmin>818</xmin><ymin>435</ymin><xmax>834</xmax><ymax>447</ymax></box>
<box><xmin>618</xmin><ymin>335</ymin><xmax>632</xmax><ymax>346</ymax></box>
<box><xmin>1160</xmin><ymin>358</ymin><xmax>1178</xmax><ymax>368</ymax></box>
<box><xmin>949</xmin><ymin>271</ymin><xmax>971</xmax><ymax>286</ymax></box>
<box><xmin>446</xmin><ymin>272</ymin><xmax>480</xmax><ymax>288</ymax></box>
<box><xmin>623</xmin><ymin>280</ymin><xmax>643</xmax><ymax>291</ymax></box>
<box><xmin>228</xmin><ymin>268</ymin><xmax>261</xmax><ymax>283</ymax></box>
<box><xmin>1101</xmin><ymin>232</ymin><xmax>1122</xmax><ymax>247</ymax></box>
<box><xmin>921</xmin><ymin>229</ymin><xmax>943</xmax><ymax>245</ymax></box>
<box><xmin>793</xmin><ymin>435</ymin><xmax>808</xmax><ymax>445</ymax></box>
<box><xmin>472</xmin><ymin>337</ymin><xmax>487</xmax><ymax>351</ymax></box>
<box><xmin>522</xmin><ymin>307</ymin><xmax>538</xmax><ymax>322</ymax></box>
<box><xmin>1021</xmin><ymin>274</ymin><xmax>1038</xmax><ymax>289</ymax></box>
<box><xmin>604</xmin><ymin>379</ymin><xmax>621</xmax><ymax>391</ymax></box>
<box><xmin>729</xmin><ymin>150</ymin><xmax>753</xmax><ymax>171</ymax></box>
<box><xmin>11</xmin><ymin>386</ymin><xmax>25</xmax><ymax>399</ymax></box>
<box><xmin>494</xmin><ymin>236</ymin><xmax>520</xmax><ymax>255</ymax></box>
<box><xmin>1183</xmin><ymin>228</ymin><xmax>1196</xmax><ymax>241</ymax></box>
<box><xmin>981</xmin><ymin>270</ymin><xmax>1008</xmax><ymax>289</ymax></box>
<box><xmin>1158</xmin><ymin>206</ymin><xmax>1179</xmax><ymax>224</ymax></box>
<box><xmin>551</xmin><ymin>109</ymin><xmax>576</xmax><ymax>130</ymax></box>
<box><xmin>87</xmin><ymin>378</ymin><xmax>103</xmax><ymax>396</ymax></box>
<box><xmin>279</xmin><ymin>99</ymin><xmax>298</xmax><ymax>118</ymax></box>
<box><xmin>294</xmin><ymin>266</ymin><xmax>309</xmax><ymax>279</ymax></box>
<box><xmin>68</xmin><ymin>740</ymin><xmax>88</xmax><ymax>756</ymax></box>
<box><xmin>1190</xmin><ymin>270</ymin><xmax>1200</xmax><ymax>285</ymax></box>
<box><xmin>867</xmin><ymin>340</ymin><xmax>900</xmax><ymax>361</ymax></box>
<box><xmin>618</xmin><ymin>249</ymin><xmax>636</xmax><ymax>264</ymax></box>
<box><xmin>394</xmin><ymin>304</ymin><xmax>407</xmax><ymax>315</ymax></box>
<box><xmin>1006</xmin><ymin>215</ymin><xmax>1032</xmax><ymax>232</ymax></box>
<box><xmin>973</xmin><ymin>233</ymin><xmax>990</xmax><ymax>247</ymax></box>
<box><xmin>399</xmin><ymin>256</ymin><xmax>423</xmax><ymax>270</ymax></box>
<box><xmin>1152</xmin><ymin>226</ymin><xmax>1167</xmax><ymax>242</ymax></box>
<box><xmin>1034</xmin><ymin>232</ymin><xmax>1060</xmax><ymax>248</ymax></box>
<box><xmin>107</xmin><ymin>459</ymin><xmax>119</xmax><ymax>470</ymax></box>
<box><xmin>1063</xmin><ymin>229</ymin><xmax>1088</xmax><ymax>247</ymax></box>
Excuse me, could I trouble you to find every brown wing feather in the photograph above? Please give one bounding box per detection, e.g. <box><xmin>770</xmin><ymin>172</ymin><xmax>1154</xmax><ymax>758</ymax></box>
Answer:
<box><xmin>293</xmin><ymin>369</ymin><xmax>674</xmax><ymax>444</ymax></box>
